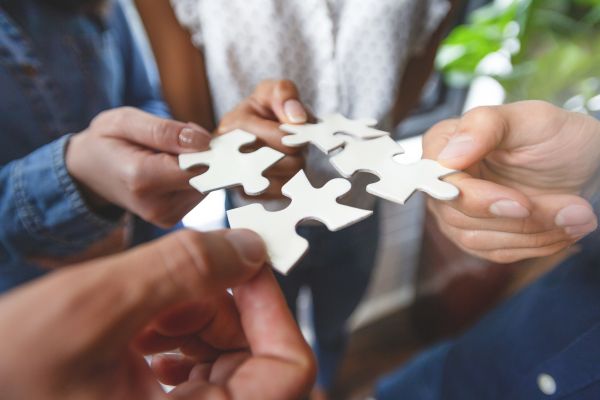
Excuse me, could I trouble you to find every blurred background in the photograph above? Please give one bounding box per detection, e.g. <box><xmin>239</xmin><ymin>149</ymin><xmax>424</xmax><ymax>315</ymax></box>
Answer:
<box><xmin>122</xmin><ymin>0</ymin><xmax>600</xmax><ymax>397</ymax></box>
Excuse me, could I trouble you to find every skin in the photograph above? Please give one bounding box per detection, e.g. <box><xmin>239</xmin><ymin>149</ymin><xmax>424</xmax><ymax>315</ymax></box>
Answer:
<box><xmin>0</xmin><ymin>229</ymin><xmax>316</xmax><ymax>400</ymax></box>
<box><xmin>217</xmin><ymin>80</ymin><xmax>307</xmax><ymax>200</ymax></box>
<box><xmin>66</xmin><ymin>107</ymin><xmax>211</xmax><ymax>228</ymax></box>
<box><xmin>134</xmin><ymin>0</ymin><xmax>460</xmax><ymax>201</ymax></box>
<box><xmin>133</xmin><ymin>0</ymin><xmax>215</xmax><ymax>130</ymax></box>
<box><xmin>424</xmin><ymin>101</ymin><xmax>600</xmax><ymax>263</ymax></box>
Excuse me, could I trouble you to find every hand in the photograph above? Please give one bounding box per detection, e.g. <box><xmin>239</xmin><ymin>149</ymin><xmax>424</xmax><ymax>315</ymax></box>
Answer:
<box><xmin>0</xmin><ymin>229</ymin><xmax>315</xmax><ymax>400</ymax></box>
<box><xmin>424</xmin><ymin>101</ymin><xmax>600</xmax><ymax>263</ymax></box>
<box><xmin>66</xmin><ymin>107</ymin><xmax>212</xmax><ymax>227</ymax></box>
<box><xmin>218</xmin><ymin>80</ymin><xmax>309</xmax><ymax>200</ymax></box>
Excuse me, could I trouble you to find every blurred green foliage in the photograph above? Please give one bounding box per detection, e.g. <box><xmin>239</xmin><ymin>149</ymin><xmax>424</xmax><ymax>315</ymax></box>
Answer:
<box><xmin>437</xmin><ymin>0</ymin><xmax>600</xmax><ymax>107</ymax></box>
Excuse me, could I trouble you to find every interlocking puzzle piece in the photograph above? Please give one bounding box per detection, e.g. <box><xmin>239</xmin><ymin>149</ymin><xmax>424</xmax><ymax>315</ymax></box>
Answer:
<box><xmin>280</xmin><ymin>113</ymin><xmax>389</xmax><ymax>153</ymax></box>
<box><xmin>227</xmin><ymin>170</ymin><xmax>373</xmax><ymax>274</ymax></box>
<box><xmin>330</xmin><ymin>136</ymin><xmax>459</xmax><ymax>204</ymax></box>
<box><xmin>179</xmin><ymin>129</ymin><xmax>284</xmax><ymax>195</ymax></box>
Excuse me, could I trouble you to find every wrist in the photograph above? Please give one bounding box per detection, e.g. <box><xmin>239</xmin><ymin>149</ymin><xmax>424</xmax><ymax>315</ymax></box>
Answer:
<box><xmin>65</xmin><ymin>134</ymin><xmax>121</xmax><ymax>217</ymax></box>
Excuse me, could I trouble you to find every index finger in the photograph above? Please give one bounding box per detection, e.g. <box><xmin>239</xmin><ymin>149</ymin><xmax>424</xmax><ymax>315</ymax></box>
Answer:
<box><xmin>229</xmin><ymin>268</ymin><xmax>316</xmax><ymax>400</ymax></box>
<box><xmin>252</xmin><ymin>80</ymin><xmax>308</xmax><ymax>125</ymax></box>
<box><xmin>94</xmin><ymin>107</ymin><xmax>211</xmax><ymax>154</ymax></box>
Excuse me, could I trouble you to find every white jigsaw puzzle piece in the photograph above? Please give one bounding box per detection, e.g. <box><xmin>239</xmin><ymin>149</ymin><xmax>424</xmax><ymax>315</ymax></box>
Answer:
<box><xmin>179</xmin><ymin>129</ymin><xmax>284</xmax><ymax>196</ymax></box>
<box><xmin>227</xmin><ymin>170</ymin><xmax>373</xmax><ymax>274</ymax></box>
<box><xmin>280</xmin><ymin>113</ymin><xmax>389</xmax><ymax>153</ymax></box>
<box><xmin>330</xmin><ymin>136</ymin><xmax>459</xmax><ymax>204</ymax></box>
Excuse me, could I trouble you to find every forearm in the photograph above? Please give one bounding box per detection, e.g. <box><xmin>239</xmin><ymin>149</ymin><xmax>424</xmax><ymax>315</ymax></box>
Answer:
<box><xmin>134</xmin><ymin>0</ymin><xmax>215</xmax><ymax>129</ymax></box>
<box><xmin>0</xmin><ymin>136</ymin><xmax>123</xmax><ymax>262</ymax></box>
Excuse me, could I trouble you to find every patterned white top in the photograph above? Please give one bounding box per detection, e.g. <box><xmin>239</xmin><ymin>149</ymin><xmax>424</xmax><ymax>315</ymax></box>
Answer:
<box><xmin>171</xmin><ymin>0</ymin><xmax>450</xmax><ymax>208</ymax></box>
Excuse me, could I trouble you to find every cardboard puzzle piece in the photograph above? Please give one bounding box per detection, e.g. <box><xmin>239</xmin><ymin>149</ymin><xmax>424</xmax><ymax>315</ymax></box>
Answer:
<box><xmin>330</xmin><ymin>136</ymin><xmax>459</xmax><ymax>204</ymax></box>
<box><xmin>179</xmin><ymin>129</ymin><xmax>284</xmax><ymax>195</ymax></box>
<box><xmin>280</xmin><ymin>113</ymin><xmax>389</xmax><ymax>153</ymax></box>
<box><xmin>227</xmin><ymin>170</ymin><xmax>373</xmax><ymax>274</ymax></box>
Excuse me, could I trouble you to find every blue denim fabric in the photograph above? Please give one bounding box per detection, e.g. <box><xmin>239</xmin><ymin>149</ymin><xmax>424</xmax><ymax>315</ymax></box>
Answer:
<box><xmin>0</xmin><ymin>0</ymin><xmax>169</xmax><ymax>291</ymax></box>
<box><xmin>375</xmin><ymin>229</ymin><xmax>600</xmax><ymax>400</ymax></box>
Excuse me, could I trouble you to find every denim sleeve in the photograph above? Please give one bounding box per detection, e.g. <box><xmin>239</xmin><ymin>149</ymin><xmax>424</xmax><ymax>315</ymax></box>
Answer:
<box><xmin>0</xmin><ymin>135</ymin><xmax>122</xmax><ymax>263</ymax></box>
<box><xmin>112</xmin><ymin>3</ymin><xmax>171</xmax><ymax>118</ymax></box>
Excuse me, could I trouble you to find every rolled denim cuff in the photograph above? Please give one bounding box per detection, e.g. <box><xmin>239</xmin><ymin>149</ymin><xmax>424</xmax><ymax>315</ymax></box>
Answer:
<box><xmin>12</xmin><ymin>135</ymin><xmax>122</xmax><ymax>256</ymax></box>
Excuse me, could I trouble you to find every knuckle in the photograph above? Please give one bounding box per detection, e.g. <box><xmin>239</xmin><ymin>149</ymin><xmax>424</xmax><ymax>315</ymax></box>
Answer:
<box><xmin>463</xmin><ymin>106</ymin><xmax>504</xmax><ymax>131</ymax></box>
<box><xmin>486</xmin><ymin>249</ymin><xmax>518</xmax><ymax>264</ymax></box>
<box><xmin>257</xmin><ymin>78</ymin><xmax>276</xmax><ymax>90</ymax></box>
<box><xmin>424</xmin><ymin>119</ymin><xmax>459</xmax><ymax>141</ymax></box>
<box><xmin>123</xmin><ymin>159</ymin><xmax>150</xmax><ymax>194</ymax></box>
<box><xmin>439</xmin><ymin>205</ymin><xmax>465</xmax><ymax>228</ymax></box>
<box><xmin>172</xmin><ymin>230</ymin><xmax>216</xmax><ymax>281</ymax></box>
<box><xmin>465</xmin><ymin>106</ymin><xmax>500</xmax><ymax>122</ymax></box>
<box><xmin>527</xmin><ymin>100</ymin><xmax>558</xmax><ymax>116</ymax></box>
<box><xmin>276</xmin><ymin>79</ymin><xmax>297</xmax><ymax>94</ymax></box>
<box><xmin>151</xmin><ymin>119</ymin><xmax>178</xmax><ymax>148</ymax></box>
<box><xmin>530</xmin><ymin>233</ymin><xmax>551</xmax><ymax>248</ymax></box>
<box><xmin>96</xmin><ymin>107</ymin><xmax>135</xmax><ymax>132</ymax></box>
<box><xmin>457</xmin><ymin>230</ymin><xmax>480</xmax><ymax>250</ymax></box>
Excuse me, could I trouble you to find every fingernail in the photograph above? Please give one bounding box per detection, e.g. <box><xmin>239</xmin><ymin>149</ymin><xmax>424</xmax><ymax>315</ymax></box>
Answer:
<box><xmin>564</xmin><ymin>221</ymin><xmax>597</xmax><ymax>238</ymax></box>
<box><xmin>179</xmin><ymin>126</ymin><xmax>210</xmax><ymax>149</ymax></box>
<box><xmin>489</xmin><ymin>200</ymin><xmax>530</xmax><ymax>218</ymax></box>
<box><xmin>226</xmin><ymin>230</ymin><xmax>266</xmax><ymax>265</ymax></box>
<box><xmin>438</xmin><ymin>135</ymin><xmax>476</xmax><ymax>161</ymax></box>
<box><xmin>555</xmin><ymin>205</ymin><xmax>596</xmax><ymax>227</ymax></box>
<box><xmin>284</xmin><ymin>99</ymin><xmax>307</xmax><ymax>124</ymax></box>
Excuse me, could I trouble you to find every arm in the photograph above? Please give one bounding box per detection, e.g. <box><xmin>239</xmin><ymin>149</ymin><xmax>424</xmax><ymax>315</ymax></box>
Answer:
<box><xmin>0</xmin><ymin>108</ymin><xmax>210</xmax><ymax>264</ymax></box>
<box><xmin>134</xmin><ymin>0</ymin><xmax>215</xmax><ymax>130</ymax></box>
<box><xmin>0</xmin><ymin>136</ymin><xmax>122</xmax><ymax>263</ymax></box>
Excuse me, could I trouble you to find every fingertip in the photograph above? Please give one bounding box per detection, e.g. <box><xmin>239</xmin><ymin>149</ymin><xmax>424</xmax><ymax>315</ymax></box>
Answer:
<box><xmin>555</xmin><ymin>203</ymin><xmax>598</xmax><ymax>238</ymax></box>
<box><xmin>489</xmin><ymin>199</ymin><xmax>531</xmax><ymax>219</ymax></box>
<box><xmin>178</xmin><ymin>123</ymin><xmax>211</xmax><ymax>152</ymax></box>
<box><xmin>225</xmin><ymin>229</ymin><xmax>268</xmax><ymax>268</ymax></box>
<box><xmin>447</xmin><ymin>176</ymin><xmax>532</xmax><ymax>219</ymax></box>
<box><xmin>283</xmin><ymin>99</ymin><xmax>307</xmax><ymax>124</ymax></box>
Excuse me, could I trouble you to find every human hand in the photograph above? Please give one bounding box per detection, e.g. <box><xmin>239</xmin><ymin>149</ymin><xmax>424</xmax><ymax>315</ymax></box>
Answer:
<box><xmin>0</xmin><ymin>229</ymin><xmax>315</xmax><ymax>400</ymax></box>
<box><xmin>424</xmin><ymin>101</ymin><xmax>600</xmax><ymax>263</ymax></box>
<box><xmin>66</xmin><ymin>107</ymin><xmax>211</xmax><ymax>227</ymax></box>
<box><xmin>218</xmin><ymin>80</ymin><xmax>309</xmax><ymax>200</ymax></box>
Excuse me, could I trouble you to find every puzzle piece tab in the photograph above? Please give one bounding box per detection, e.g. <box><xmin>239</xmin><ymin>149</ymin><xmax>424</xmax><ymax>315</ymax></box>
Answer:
<box><xmin>227</xmin><ymin>170</ymin><xmax>373</xmax><ymax>274</ymax></box>
<box><xmin>179</xmin><ymin>129</ymin><xmax>284</xmax><ymax>195</ymax></box>
<box><xmin>330</xmin><ymin>136</ymin><xmax>459</xmax><ymax>204</ymax></box>
<box><xmin>280</xmin><ymin>113</ymin><xmax>389</xmax><ymax>153</ymax></box>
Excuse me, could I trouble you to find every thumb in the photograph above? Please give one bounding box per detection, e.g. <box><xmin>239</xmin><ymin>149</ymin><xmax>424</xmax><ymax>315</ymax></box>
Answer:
<box><xmin>68</xmin><ymin>229</ymin><xmax>267</xmax><ymax>353</ymax></box>
<box><xmin>424</xmin><ymin>106</ymin><xmax>510</xmax><ymax>171</ymax></box>
<box><xmin>254</xmin><ymin>80</ymin><xmax>308</xmax><ymax>124</ymax></box>
<box><xmin>94</xmin><ymin>107</ymin><xmax>211</xmax><ymax>154</ymax></box>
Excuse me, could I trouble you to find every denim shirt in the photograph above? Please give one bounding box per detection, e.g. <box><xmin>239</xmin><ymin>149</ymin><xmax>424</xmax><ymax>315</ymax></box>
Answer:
<box><xmin>0</xmin><ymin>0</ymin><xmax>169</xmax><ymax>291</ymax></box>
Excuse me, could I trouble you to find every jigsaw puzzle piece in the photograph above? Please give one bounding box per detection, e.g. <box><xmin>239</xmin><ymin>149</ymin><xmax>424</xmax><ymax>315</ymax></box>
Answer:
<box><xmin>227</xmin><ymin>170</ymin><xmax>373</xmax><ymax>274</ymax></box>
<box><xmin>280</xmin><ymin>113</ymin><xmax>389</xmax><ymax>153</ymax></box>
<box><xmin>179</xmin><ymin>130</ymin><xmax>255</xmax><ymax>170</ymax></box>
<box><xmin>366</xmin><ymin>159</ymin><xmax>459</xmax><ymax>204</ymax></box>
<box><xmin>330</xmin><ymin>136</ymin><xmax>459</xmax><ymax>204</ymax></box>
<box><xmin>330</xmin><ymin>135</ymin><xmax>404</xmax><ymax>178</ymax></box>
<box><xmin>282</xmin><ymin>172</ymin><xmax>373</xmax><ymax>231</ymax></box>
<box><xmin>227</xmin><ymin>203</ymin><xmax>310</xmax><ymax>275</ymax></box>
<box><xmin>179</xmin><ymin>129</ymin><xmax>284</xmax><ymax>195</ymax></box>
